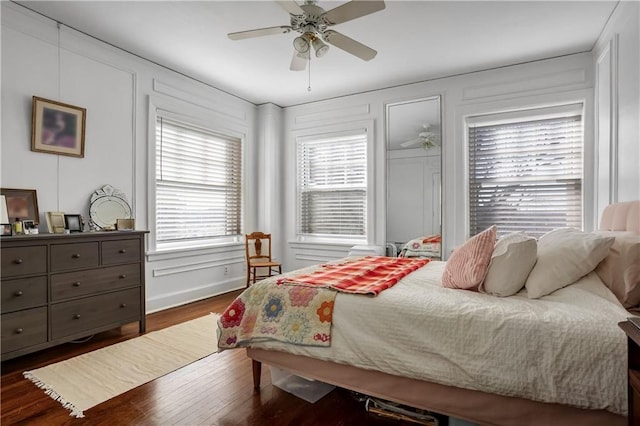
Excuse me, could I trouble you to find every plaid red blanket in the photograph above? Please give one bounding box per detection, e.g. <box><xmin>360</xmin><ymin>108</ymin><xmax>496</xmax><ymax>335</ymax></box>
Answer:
<box><xmin>277</xmin><ymin>256</ymin><xmax>430</xmax><ymax>295</ymax></box>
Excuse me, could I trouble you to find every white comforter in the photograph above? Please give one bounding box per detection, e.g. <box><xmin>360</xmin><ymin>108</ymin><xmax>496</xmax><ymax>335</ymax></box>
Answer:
<box><xmin>250</xmin><ymin>261</ymin><xmax>629</xmax><ymax>415</ymax></box>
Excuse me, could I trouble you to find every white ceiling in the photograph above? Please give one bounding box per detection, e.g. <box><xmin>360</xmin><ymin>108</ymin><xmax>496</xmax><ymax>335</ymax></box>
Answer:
<box><xmin>16</xmin><ymin>1</ymin><xmax>618</xmax><ymax>107</ymax></box>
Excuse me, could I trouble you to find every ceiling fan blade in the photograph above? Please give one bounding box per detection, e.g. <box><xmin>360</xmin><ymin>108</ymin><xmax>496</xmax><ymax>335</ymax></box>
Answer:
<box><xmin>275</xmin><ymin>0</ymin><xmax>305</xmax><ymax>15</ymax></box>
<box><xmin>400</xmin><ymin>138</ymin><xmax>422</xmax><ymax>148</ymax></box>
<box><xmin>290</xmin><ymin>50</ymin><xmax>308</xmax><ymax>71</ymax></box>
<box><xmin>324</xmin><ymin>0</ymin><xmax>386</xmax><ymax>25</ymax></box>
<box><xmin>323</xmin><ymin>30</ymin><xmax>377</xmax><ymax>61</ymax></box>
<box><xmin>228</xmin><ymin>26</ymin><xmax>291</xmax><ymax>40</ymax></box>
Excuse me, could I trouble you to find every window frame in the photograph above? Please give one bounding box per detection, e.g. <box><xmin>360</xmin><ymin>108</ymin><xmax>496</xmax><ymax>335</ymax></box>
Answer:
<box><xmin>147</xmin><ymin>98</ymin><xmax>247</xmax><ymax>254</ymax></box>
<box><xmin>465</xmin><ymin>103</ymin><xmax>586</xmax><ymax>238</ymax></box>
<box><xmin>292</xmin><ymin>120</ymin><xmax>375</xmax><ymax>245</ymax></box>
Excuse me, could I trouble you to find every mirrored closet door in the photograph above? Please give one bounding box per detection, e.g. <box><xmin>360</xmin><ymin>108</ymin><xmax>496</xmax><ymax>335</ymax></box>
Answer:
<box><xmin>385</xmin><ymin>96</ymin><xmax>442</xmax><ymax>259</ymax></box>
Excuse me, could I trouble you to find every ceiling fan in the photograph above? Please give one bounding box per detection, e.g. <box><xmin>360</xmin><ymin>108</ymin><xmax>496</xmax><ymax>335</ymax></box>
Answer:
<box><xmin>400</xmin><ymin>124</ymin><xmax>441</xmax><ymax>149</ymax></box>
<box><xmin>228</xmin><ymin>0</ymin><xmax>386</xmax><ymax>71</ymax></box>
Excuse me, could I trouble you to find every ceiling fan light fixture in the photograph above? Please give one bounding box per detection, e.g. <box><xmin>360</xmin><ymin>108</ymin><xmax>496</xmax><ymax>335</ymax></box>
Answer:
<box><xmin>228</xmin><ymin>0</ymin><xmax>387</xmax><ymax>73</ymax></box>
<box><xmin>293</xmin><ymin>35</ymin><xmax>310</xmax><ymax>53</ymax></box>
<box><xmin>312</xmin><ymin>37</ymin><xmax>329</xmax><ymax>57</ymax></box>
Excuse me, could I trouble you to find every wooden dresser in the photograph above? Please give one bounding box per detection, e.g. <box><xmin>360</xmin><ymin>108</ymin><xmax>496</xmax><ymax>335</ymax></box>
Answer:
<box><xmin>1</xmin><ymin>231</ymin><xmax>147</xmax><ymax>361</ymax></box>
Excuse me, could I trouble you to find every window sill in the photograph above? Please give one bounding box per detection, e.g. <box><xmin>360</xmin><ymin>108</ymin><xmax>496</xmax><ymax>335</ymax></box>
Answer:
<box><xmin>290</xmin><ymin>236</ymin><xmax>366</xmax><ymax>247</ymax></box>
<box><xmin>147</xmin><ymin>240</ymin><xmax>244</xmax><ymax>262</ymax></box>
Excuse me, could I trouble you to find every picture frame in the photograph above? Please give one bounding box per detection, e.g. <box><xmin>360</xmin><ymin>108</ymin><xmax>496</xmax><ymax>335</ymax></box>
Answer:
<box><xmin>116</xmin><ymin>218</ymin><xmax>135</xmax><ymax>231</ymax></box>
<box><xmin>0</xmin><ymin>195</ymin><xmax>8</xmax><ymax>223</ymax></box>
<box><xmin>46</xmin><ymin>211</ymin><xmax>66</xmax><ymax>234</ymax></box>
<box><xmin>1</xmin><ymin>223</ymin><xmax>12</xmax><ymax>236</ymax></box>
<box><xmin>1</xmin><ymin>188</ymin><xmax>39</xmax><ymax>224</ymax></box>
<box><xmin>31</xmin><ymin>96</ymin><xmax>86</xmax><ymax>158</ymax></box>
<box><xmin>64</xmin><ymin>214</ymin><xmax>83</xmax><ymax>232</ymax></box>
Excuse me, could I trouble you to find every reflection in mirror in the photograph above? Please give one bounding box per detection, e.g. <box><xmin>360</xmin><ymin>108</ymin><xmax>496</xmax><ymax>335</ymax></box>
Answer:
<box><xmin>386</xmin><ymin>96</ymin><xmax>442</xmax><ymax>259</ymax></box>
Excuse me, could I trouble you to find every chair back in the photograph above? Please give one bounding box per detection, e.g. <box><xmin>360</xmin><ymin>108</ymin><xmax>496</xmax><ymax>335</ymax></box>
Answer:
<box><xmin>245</xmin><ymin>232</ymin><xmax>273</xmax><ymax>264</ymax></box>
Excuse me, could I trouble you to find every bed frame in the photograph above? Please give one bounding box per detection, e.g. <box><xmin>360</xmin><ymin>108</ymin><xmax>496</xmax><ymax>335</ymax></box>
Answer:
<box><xmin>248</xmin><ymin>349</ymin><xmax>624</xmax><ymax>426</ymax></box>
<box><xmin>248</xmin><ymin>201</ymin><xmax>639</xmax><ymax>425</ymax></box>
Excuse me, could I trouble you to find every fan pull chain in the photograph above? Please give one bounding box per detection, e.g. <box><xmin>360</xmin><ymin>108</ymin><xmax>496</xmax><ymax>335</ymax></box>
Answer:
<box><xmin>307</xmin><ymin>53</ymin><xmax>312</xmax><ymax>92</ymax></box>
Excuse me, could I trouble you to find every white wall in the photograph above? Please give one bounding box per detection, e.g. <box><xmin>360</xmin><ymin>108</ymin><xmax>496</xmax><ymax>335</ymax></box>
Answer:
<box><xmin>1</xmin><ymin>3</ymin><xmax>257</xmax><ymax>312</ymax></box>
<box><xmin>593</xmin><ymin>0</ymin><xmax>640</xmax><ymax>223</ymax></box>
<box><xmin>255</xmin><ymin>103</ymin><xmax>284</xmax><ymax>262</ymax></box>
<box><xmin>281</xmin><ymin>53</ymin><xmax>596</xmax><ymax>270</ymax></box>
<box><xmin>1</xmin><ymin>10</ymin><xmax>135</xmax><ymax>219</ymax></box>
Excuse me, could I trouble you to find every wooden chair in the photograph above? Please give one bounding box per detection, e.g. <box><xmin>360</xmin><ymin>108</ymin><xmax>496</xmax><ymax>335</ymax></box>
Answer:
<box><xmin>245</xmin><ymin>232</ymin><xmax>282</xmax><ymax>287</ymax></box>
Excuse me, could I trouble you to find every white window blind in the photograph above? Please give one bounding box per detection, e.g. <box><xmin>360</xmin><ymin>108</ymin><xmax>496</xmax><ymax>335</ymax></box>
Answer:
<box><xmin>468</xmin><ymin>107</ymin><xmax>583</xmax><ymax>238</ymax></box>
<box><xmin>155</xmin><ymin>115</ymin><xmax>241</xmax><ymax>245</ymax></box>
<box><xmin>297</xmin><ymin>130</ymin><xmax>367</xmax><ymax>237</ymax></box>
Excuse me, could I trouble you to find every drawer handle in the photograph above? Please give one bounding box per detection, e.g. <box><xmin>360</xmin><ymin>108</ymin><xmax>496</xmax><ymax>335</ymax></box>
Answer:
<box><xmin>119</xmin><ymin>274</ymin><xmax>127</xmax><ymax>279</ymax></box>
<box><xmin>73</xmin><ymin>314</ymin><xmax>81</xmax><ymax>320</ymax></box>
<box><xmin>119</xmin><ymin>249</ymin><xmax>127</xmax><ymax>254</ymax></box>
<box><xmin>14</xmin><ymin>291</ymin><xmax>23</xmax><ymax>297</ymax></box>
<box><xmin>72</xmin><ymin>253</ymin><xmax>81</xmax><ymax>259</ymax></box>
<box><xmin>15</xmin><ymin>328</ymin><xmax>24</xmax><ymax>334</ymax></box>
<box><xmin>73</xmin><ymin>282</ymin><xmax>81</xmax><ymax>287</ymax></box>
<box><xmin>13</xmin><ymin>258</ymin><xmax>23</xmax><ymax>265</ymax></box>
<box><xmin>120</xmin><ymin>303</ymin><xmax>127</xmax><ymax>308</ymax></box>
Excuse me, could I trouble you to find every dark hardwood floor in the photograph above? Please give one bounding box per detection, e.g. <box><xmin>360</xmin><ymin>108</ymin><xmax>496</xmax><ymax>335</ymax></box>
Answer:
<box><xmin>1</xmin><ymin>290</ymin><xmax>432</xmax><ymax>425</ymax></box>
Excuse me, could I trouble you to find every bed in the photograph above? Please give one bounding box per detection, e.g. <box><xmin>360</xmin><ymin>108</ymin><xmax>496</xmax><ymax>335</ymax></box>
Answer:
<box><xmin>218</xmin><ymin>201</ymin><xmax>640</xmax><ymax>426</ymax></box>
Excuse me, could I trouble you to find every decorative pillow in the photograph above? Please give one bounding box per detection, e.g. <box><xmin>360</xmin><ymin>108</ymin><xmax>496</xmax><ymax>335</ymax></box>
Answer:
<box><xmin>442</xmin><ymin>225</ymin><xmax>497</xmax><ymax>290</ymax></box>
<box><xmin>525</xmin><ymin>228</ymin><xmax>615</xmax><ymax>299</ymax></box>
<box><xmin>479</xmin><ymin>232</ymin><xmax>537</xmax><ymax>297</ymax></box>
<box><xmin>594</xmin><ymin>233</ymin><xmax>640</xmax><ymax>308</ymax></box>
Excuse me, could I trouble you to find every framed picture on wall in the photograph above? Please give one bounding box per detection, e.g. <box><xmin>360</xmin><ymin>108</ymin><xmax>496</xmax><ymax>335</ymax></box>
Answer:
<box><xmin>31</xmin><ymin>96</ymin><xmax>86</xmax><ymax>158</ymax></box>
<box><xmin>0</xmin><ymin>188</ymin><xmax>39</xmax><ymax>224</ymax></box>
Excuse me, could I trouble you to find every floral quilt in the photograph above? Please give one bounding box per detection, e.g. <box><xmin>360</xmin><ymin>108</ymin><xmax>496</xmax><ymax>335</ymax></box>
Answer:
<box><xmin>218</xmin><ymin>256</ymin><xmax>430</xmax><ymax>350</ymax></box>
<box><xmin>217</xmin><ymin>278</ymin><xmax>336</xmax><ymax>350</ymax></box>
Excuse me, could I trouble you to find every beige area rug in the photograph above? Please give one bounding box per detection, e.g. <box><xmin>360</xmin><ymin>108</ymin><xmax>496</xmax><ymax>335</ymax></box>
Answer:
<box><xmin>23</xmin><ymin>313</ymin><xmax>220</xmax><ymax>418</ymax></box>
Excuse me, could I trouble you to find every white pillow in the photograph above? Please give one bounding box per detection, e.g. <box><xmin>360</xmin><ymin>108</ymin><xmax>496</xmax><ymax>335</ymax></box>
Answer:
<box><xmin>525</xmin><ymin>228</ymin><xmax>615</xmax><ymax>299</ymax></box>
<box><xmin>479</xmin><ymin>232</ymin><xmax>537</xmax><ymax>297</ymax></box>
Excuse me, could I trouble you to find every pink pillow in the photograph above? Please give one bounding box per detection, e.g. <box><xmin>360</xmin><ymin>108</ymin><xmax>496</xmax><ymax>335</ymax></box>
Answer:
<box><xmin>442</xmin><ymin>225</ymin><xmax>497</xmax><ymax>290</ymax></box>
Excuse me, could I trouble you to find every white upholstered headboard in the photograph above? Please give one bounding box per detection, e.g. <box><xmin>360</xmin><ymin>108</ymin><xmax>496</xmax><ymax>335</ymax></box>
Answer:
<box><xmin>599</xmin><ymin>201</ymin><xmax>640</xmax><ymax>233</ymax></box>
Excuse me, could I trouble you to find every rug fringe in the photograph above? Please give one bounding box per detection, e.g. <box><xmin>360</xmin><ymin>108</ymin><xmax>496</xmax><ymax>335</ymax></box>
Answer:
<box><xmin>23</xmin><ymin>371</ymin><xmax>85</xmax><ymax>418</ymax></box>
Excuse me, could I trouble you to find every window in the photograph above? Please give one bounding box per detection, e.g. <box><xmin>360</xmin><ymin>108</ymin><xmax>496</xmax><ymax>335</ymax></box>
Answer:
<box><xmin>468</xmin><ymin>104</ymin><xmax>583</xmax><ymax>238</ymax></box>
<box><xmin>297</xmin><ymin>129</ymin><xmax>367</xmax><ymax>238</ymax></box>
<box><xmin>155</xmin><ymin>115</ymin><xmax>241</xmax><ymax>248</ymax></box>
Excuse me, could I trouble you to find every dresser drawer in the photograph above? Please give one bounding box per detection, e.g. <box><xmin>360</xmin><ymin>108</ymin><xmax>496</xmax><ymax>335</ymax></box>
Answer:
<box><xmin>102</xmin><ymin>239</ymin><xmax>141</xmax><ymax>265</ymax></box>
<box><xmin>1</xmin><ymin>276</ymin><xmax>47</xmax><ymax>313</ymax></box>
<box><xmin>1</xmin><ymin>307</ymin><xmax>47</xmax><ymax>354</ymax></box>
<box><xmin>1</xmin><ymin>246</ymin><xmax>47</xmax><ymax>278</ymax></box>
<box><xmin>50</xmin><ymin>264</ymin><xmax>140</xmax><ymax>301</ymax></box>
<box><xmin>50</xmin><ymin>242</ymin><xmax>99</xmax><ymax>272</ymax></box>
<box><xmin>51</xmin><ymin>288</ymin><xmax>141</xmax><ymax>340</ymax></box>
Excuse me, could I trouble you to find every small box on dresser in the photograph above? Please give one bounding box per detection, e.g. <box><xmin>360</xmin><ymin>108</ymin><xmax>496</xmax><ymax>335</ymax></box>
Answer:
<box><xmin>1</xmin><ymin>231</ymin><xmax>147</xmax><ymax>361</ymax></box>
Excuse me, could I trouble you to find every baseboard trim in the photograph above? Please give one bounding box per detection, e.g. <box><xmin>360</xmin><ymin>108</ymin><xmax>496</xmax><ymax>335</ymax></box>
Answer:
<box><xmin>146</xmin><ymin>278</ymin><xmax>244</xmax><ymax>313</ymax></box>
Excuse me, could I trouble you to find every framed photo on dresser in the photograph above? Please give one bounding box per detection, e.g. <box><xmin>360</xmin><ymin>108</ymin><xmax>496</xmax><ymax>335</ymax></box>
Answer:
<box><xmin>64</xmin><ymin>214</ymin><xmax>83</xmax><ymax>232</ymax></box>
<box><xmin>0</xmin><ymin>188</ymin><xmax>39</xmax><ymax>224</ymax></box>
<box><xmin>1</xmin><ymin>223</ymin><xmax>12</xmax><ymax>236</ymax></box>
